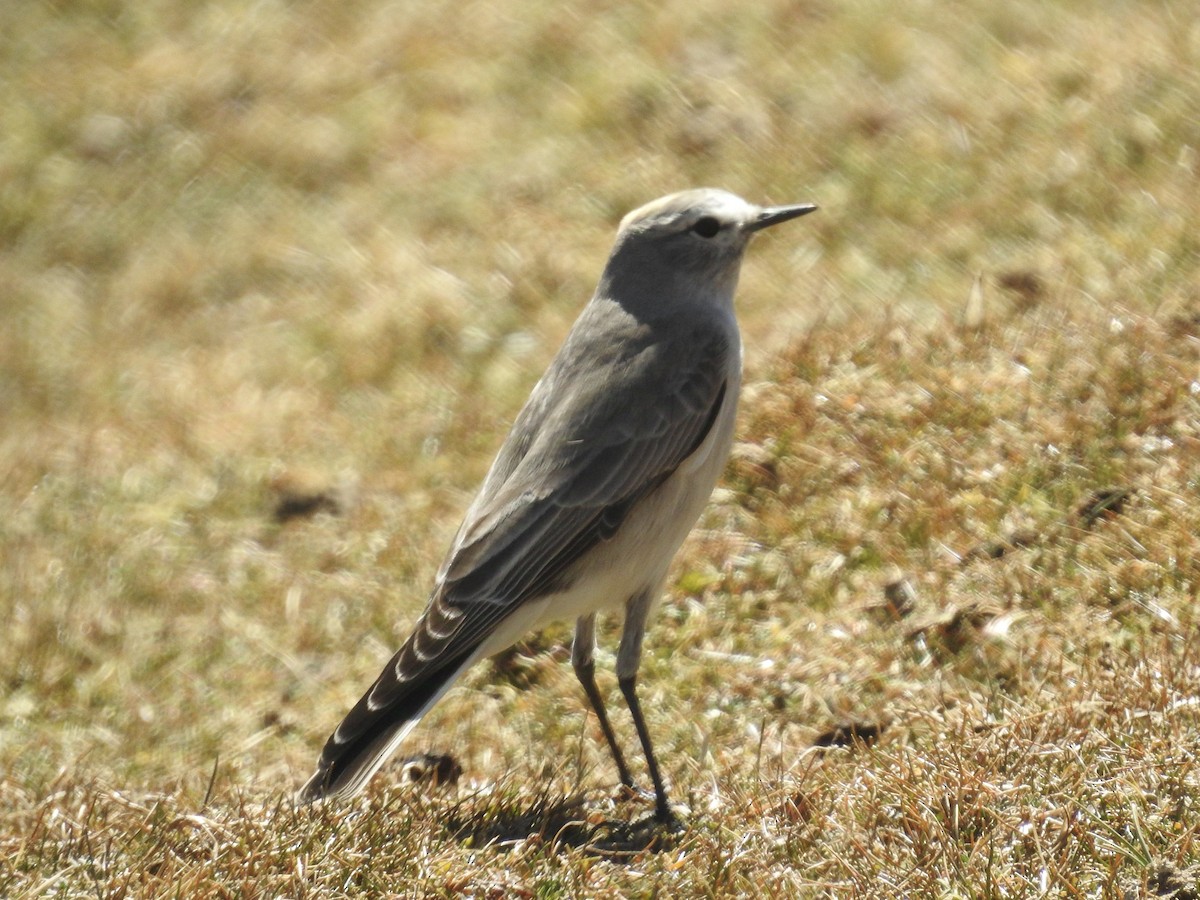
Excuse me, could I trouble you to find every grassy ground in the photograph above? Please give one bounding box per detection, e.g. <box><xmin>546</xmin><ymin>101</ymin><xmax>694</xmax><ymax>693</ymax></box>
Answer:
<box><xmin>2</xmin><ymin>0</ymin><xmax>1199</xmax><ymax>895</ymax></box>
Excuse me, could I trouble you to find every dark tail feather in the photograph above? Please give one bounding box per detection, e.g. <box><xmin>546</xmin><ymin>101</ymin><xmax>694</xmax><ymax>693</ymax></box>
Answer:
<box><xmin>297</xmin><ymin>645</ymin><xmax>475</xmax><ymax>804</ymax></box>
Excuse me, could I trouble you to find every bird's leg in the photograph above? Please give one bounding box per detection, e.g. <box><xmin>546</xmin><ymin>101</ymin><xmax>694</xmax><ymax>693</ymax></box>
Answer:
<box><xmin>617</xmin><ymin>589</ymin><xmax>674</xmax><ymax>824</ymax></box>
<box><xmin>618</xmin><ymin>673</ymin><xmax>672</xmax><ymax>823</ymax></box>
<box><xmin>572</xmin><ymin>614</ymin><xmax>635</xmax><ymax>790</ymax></box>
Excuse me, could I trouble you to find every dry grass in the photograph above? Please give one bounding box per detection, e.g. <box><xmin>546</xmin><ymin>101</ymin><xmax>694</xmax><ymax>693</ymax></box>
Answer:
<box><xmin>2</xmin><ymin>0</ymin><xmax>1199</xmax><ymax>896</ymax></box>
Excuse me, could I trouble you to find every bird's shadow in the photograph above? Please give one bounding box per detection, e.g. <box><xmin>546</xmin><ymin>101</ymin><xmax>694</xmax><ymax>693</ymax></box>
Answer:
<box><xmin>442</xmin><ymin>791</ymin><xmax>681</xmax><ymax>858</ymax></box>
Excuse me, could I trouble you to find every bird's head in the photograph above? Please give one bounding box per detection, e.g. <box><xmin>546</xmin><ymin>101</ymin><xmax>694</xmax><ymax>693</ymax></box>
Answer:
<box><xmin>602</xmin><ymin>188</ymin><xmax>817</xmax><ymax>305</ymax></box>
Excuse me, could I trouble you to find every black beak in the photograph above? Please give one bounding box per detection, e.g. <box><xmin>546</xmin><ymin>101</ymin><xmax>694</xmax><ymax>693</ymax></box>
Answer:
<box><xmin>745</xmin><ymin>203</ymin><xmax>819</xmax><ymax>232</ymax></box>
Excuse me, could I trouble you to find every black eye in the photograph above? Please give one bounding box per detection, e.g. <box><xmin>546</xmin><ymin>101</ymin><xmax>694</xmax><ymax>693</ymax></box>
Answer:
<box><xmin>692</xmin><ymin>216</ymin><xmax>721</xmax><ymax>238</ymax></box>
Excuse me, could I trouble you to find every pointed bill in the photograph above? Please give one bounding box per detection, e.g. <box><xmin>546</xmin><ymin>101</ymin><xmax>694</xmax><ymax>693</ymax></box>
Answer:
<box><xmin>745</xmin><ymin>203</ymin><xmax>819</xmax><ymax>232</ymax></box>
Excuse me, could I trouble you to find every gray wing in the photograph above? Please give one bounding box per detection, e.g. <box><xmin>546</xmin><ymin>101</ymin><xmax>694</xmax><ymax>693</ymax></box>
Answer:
<box><xmin>300</xmin><ymin>302</ymin><xmax>734</xmax><ymax>801</ymax></box>
<box><xmin>376</xmin><ymin>307</ymin><xmax>732</xmax><ymax>697</ymax></box>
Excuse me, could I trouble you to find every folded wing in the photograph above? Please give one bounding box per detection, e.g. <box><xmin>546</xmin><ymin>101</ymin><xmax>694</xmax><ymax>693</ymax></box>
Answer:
<box><xmin>299</xmin><ymin>311</ymin><xmax>731</xmax><ymax>801</ymax></box>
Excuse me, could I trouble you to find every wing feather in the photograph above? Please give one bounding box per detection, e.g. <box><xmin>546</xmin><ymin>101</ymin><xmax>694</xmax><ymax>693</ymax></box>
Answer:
<box><xmin>301</xmin><ymin>301</ymin><xmax>734</xmax><ymax>800</ymax></box>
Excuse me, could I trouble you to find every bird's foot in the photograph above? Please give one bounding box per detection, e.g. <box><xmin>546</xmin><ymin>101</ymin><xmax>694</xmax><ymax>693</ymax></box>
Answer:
<box><xmin>614</xmin><ymin>782</ymin><xmax>657</xmax><ymax>805</ymax></box>
<box><xmin>586</xmin><ymin>805</ymin><xmax>685</xmax><ymax>854</ymax></box>
<box><xmin>612</xmin><ymin>784</ymin><xmax>686</xmax><ymax>833</ymax></box>
<box><xmin>652</xmin><ymin>803</ymin><xmax>685</xmax><ymax>832</ymax></box>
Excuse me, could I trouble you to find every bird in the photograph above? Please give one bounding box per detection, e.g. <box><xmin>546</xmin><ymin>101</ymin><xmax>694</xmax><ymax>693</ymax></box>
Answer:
<box><xmin>297</xmin><ymin>188</ymin><xmax>817</xmax><ymax>822</ymax></box>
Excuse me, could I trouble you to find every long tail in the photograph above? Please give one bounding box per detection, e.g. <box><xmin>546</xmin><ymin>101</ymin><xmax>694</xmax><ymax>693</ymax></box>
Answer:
<box><xmin>297</xmin><ymin>628</ymin><xmax>481</xmax><ymax>804</ymax></box>
<box><xmin>298</xmin><ymin>585</ymin><xmax>551</xmax><ymax>804</ymax></box>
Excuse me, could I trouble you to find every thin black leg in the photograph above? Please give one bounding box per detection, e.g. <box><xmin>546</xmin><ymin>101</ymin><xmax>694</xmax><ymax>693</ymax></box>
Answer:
<box><xmin>574</xmin><ymin>657</ymin><xmax>635</xmax><ymax>789</ymax></box>
<box><xmin>618</xmin><ymin>674</ymin><xmax>672</xmax><ymax>822</ymax></box>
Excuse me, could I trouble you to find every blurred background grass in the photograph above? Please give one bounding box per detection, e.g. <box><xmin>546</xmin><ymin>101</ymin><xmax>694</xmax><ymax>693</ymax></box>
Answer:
<box><xmin>2</xmin><ymin>0</ymin><xmax>1199</xmax><ymax>894</ymax></box>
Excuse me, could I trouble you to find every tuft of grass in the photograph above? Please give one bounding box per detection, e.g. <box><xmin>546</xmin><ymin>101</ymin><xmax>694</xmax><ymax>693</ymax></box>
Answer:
<box><xmin>2</xmin><ymin>0</ymin><xmax>1199</xmax><ymax>895</ymax></box>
